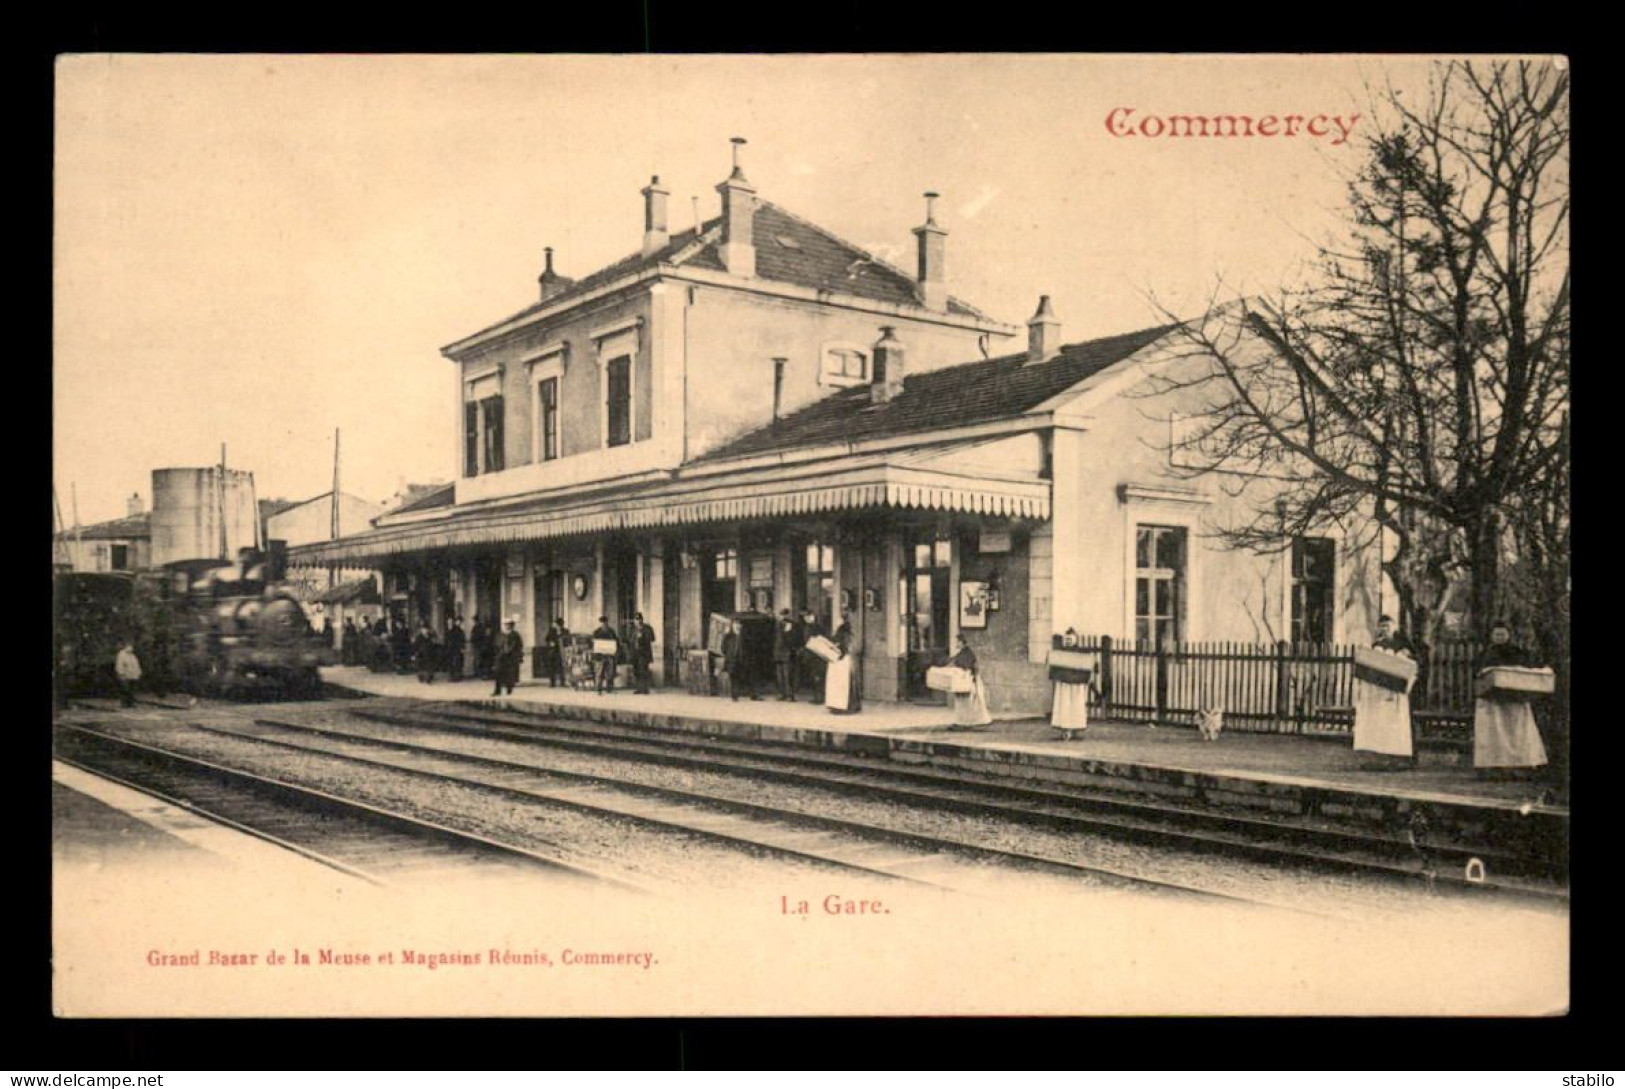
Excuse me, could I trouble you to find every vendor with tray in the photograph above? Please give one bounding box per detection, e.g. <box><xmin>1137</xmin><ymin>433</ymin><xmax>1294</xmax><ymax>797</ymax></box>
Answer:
<box><xmin>1048</xmin><ymin>627</ymin><xmax>1094</xmax><ymax>736</ymax></box>
<box><xmin>1473</xmin><ymin>619</ymin><xmax>1552</xmax><ymax>777</ymax></box>
<box><xmin>1352</xmin><ymin>615</ymin><xmax>1418</xmax><ymax>768</ymax></box>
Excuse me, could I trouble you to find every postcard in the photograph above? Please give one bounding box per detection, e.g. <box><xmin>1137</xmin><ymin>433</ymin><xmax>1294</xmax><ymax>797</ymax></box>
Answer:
<box><xmin>52</xmin><ymin>53</ymin><xmax>1570</xmax><ymax>1017</ymax></box>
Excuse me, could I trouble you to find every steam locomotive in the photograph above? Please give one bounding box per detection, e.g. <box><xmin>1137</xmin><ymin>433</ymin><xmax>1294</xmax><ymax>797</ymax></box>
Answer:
<box><xmin>53</xmin><ymin>546</ymin><xmax>329</xmax><ymax>702</ymax></box>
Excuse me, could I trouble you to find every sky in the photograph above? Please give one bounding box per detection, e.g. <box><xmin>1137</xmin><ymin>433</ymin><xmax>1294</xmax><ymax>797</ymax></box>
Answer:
<box><xmin>53</xmin><ymin>53</ymin><xmax>1469</xmax><ymax>527</ymax></box>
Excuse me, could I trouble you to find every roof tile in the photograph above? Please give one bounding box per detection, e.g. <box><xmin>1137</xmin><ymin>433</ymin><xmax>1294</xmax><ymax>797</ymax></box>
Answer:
<box><xmin>697</xmin><ymin>324</ymin><xmax>1179</xmax><ymax>462</ymax></box>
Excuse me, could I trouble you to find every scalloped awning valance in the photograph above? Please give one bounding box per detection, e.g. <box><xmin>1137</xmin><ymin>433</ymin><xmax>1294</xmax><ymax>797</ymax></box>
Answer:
<box><xmin>289</xmin><ymin>455</ymin><xmax>1050</xmax><ymax>566</ymax></box>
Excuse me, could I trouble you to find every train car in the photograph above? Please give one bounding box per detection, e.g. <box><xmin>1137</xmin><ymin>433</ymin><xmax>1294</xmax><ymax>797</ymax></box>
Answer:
<box><xmin>52</xmin><ymin>548</ymin><xmax>331</xmax><ymax>702</ymax></box>
<box><xmin>173</xmin><ymin>551</ymin><xmax>330</xmax><ymax>698</ymax></box>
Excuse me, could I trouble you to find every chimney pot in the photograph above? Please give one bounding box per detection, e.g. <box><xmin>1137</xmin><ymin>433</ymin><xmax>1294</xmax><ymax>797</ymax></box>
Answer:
<box><xmin>641</xmin><ymin>175</ymin><xmax>671</xmax><ymax>257</ymax></box>
<box><xmin>870</xmin><ymin>326</ymin><xmax>907</xmax><ymax>404</ymax></box>
<box><xmin>912</xmin><ymin>191</ymin><xmax>948</xmax><ymax>311</ymax></box>
<box><xmin>716</xmin><ymin>138</ymin><xmax>758</xmax><ymax>277</ymax></box>
<box><xmin>1026</xmin><ymin>295</ymin><xmax>1062</xmax><ymax>364</ymax></box>
<box><xmin>539</xmin><ymin>246</ymin><xmax>573</xmax><ymax>302</ymax></box>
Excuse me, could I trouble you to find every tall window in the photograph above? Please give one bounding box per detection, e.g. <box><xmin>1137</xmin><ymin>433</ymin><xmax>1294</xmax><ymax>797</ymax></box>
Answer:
<box><xmin>605</xmin><ymin>355</ymin><xmax>632</xmax><ymax>448</ymax></box>
<box><xmin>804</xmin><ymin>541</ymin><xmax>836</xmax><ymax>631</ymax></box>
<box><xmin>1135</xmin><ymin>525</ymin><xmax>1186</xmax><ymax>646</ymax></box>
<box><xmin>703</xmin><ymin>547</ymin><xmax>739</xmax><ymax>630</ymax></box>
<box><xmin>901</xmin><ymin>532</ymin><xmax>952</xmax><ymax>653</ymax></box>
<box><xmin>464</xmin><ymin>402</ymin><xmax>479</xmax><ymax>477</ymax></box>
<box><xmin>538</xmin><ymin>377</ymin><xmax>559</xmax><ymax>461</ymax></box>
<box><xmin>1291</xmin><ymin>537</ymin><xmax>1336</xmax><ymax>645</ymax></box>
<box><xmin>747</xmin><ymin>553</ymin><xmax>774</xmax><ymax>612</ymax></box>
<box><xmin>480</xmin><ymin>395</ymin><xmax>505</xmax><ymax>472</ymax></box>
<box><xmin>547</xmin><ymin>570</ymin><xmax>564</xmax><ymax>626</ymax></box>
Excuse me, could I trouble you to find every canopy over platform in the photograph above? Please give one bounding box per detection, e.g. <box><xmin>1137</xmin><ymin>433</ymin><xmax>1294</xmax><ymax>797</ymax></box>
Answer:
<box><xmin>288</xmin><ymin>440</ymin><xmax>1051</xmax><ymax>566</ymax></box>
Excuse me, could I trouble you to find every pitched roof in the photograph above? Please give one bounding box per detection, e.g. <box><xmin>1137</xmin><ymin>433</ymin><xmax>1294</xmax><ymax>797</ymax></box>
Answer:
<box><xmin>696</xmin><ymin>323</ymin><xmax>1180</xmax><ymax>463</ymax></box>
<box><xmin>63</xmin><ymin>512</ymin><xmax>151</xmax><ymax>541</ymax></box>
<box><xmin>449</xmin><ymin>199</ymin><xmax>994</xmax><ymax>350</ymax></box>
<box><xmin>388</xmin><ymin>482</ymin><xmax>455</xmax><ymax>516</ymax></box>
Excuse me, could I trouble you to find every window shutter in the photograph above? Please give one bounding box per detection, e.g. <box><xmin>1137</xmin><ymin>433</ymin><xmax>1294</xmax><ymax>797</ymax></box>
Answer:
<box><xmin>464</xmin><ymin>402</ymin><xmax>479</xmax><ymax>477</ymax></box>
<box><xmin>485</xmin><ymin>395</ymin><xmax>505</xmax><ymax>472</ymax></box>
<box><xmin>606</xmin><ymin>356</ymin><xmax>631</xmax><ymax>447</ymax></box>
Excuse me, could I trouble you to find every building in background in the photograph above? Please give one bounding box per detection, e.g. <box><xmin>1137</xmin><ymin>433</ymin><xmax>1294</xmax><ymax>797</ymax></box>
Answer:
<box><xmin>265</xmin><ymin>490</ymin><xmax>389</xmax><ymax>627</ymax></box>
<box><xmin>54</xmin><ymin>493</ymin><xmax>151</xmax><ymax>573</ymax></box>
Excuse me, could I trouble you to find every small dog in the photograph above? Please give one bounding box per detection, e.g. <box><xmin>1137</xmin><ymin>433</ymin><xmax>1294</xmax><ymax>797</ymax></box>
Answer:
<box><xmin>1197</xmin><ymin>707</ymin><xmax>1225</xmax><ymax>742</ymax></box>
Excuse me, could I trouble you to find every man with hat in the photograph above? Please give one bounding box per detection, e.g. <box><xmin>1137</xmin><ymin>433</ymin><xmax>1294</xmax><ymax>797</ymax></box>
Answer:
<box><xmin>591</xmin><ymin>616</ymin><xmax>620</xmax><ymax>695</ymax></box>
<box><xmin>630</xmin><ymin>611</ymin><xmax>657</xmax><ymax>695</ymax></box>
<box><xmin>492</xmin><ymin>618</ymin><xmax>524</xmax><ymax>697</ymax></box>
<box><xmin>773</xmin><ymin>607</ymin><xmax>803</xmax><ymax>701</ymax></box>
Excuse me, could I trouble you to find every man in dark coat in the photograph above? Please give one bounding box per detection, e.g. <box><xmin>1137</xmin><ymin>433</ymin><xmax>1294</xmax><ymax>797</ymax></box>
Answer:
<box><xmin>773</xmin><ymin>608</ymin><xmax>803</xmax><ymax>701</ymax></box>
<box><xmin>630</xmin><ymin>611</ymin><xmax>656</xmax><ymax>694</ymax></box>
<box><xmin>342</xmin><ymin>617</ymin><xmax>359</xmax><ymax>666</ymax></box>
<box><xmin>591</xmin><ymin>615</ymin><xmax>620</xmax><ymax>695</ymax></box>
<box><xmin>799</xmin><ymin>609</ymin><xmax>826</xmax><ymax>699</ymax></box>
<box><xmin>470</xmin><ymin>617</ymin><xmax>491</xmax><ymax>679</ymax></box>
<box><xmin>723</xmin><ymin>620</ymin><xmax>762</xmax><ymax>701</ymax></box>
<box><xmin>445</xmin><ymin>616</ymin><xmax>466</xmax><ymax>682</ymax></box>
<box><xmin>545</xmin><ymin>617</ymin><xmax>569</xmax><ymax>688</ymax></box>
<box><xmin>392</xmin><ymin>619</ymin><xmax>412</xmax><ymax>674</ymax></box>
<box><xmin>493</xmin><ymin>618</ymin><xmax>523</xmax><ymax>696</ymax></box>
<box><xmin>413</xmin><ymin>622</ymin><xmax>438</xmax><ymax>684</ymax></box>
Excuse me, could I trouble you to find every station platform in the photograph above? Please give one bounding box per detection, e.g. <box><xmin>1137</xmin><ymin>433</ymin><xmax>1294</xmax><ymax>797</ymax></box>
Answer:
<box><xmin>321</xmin><ymin>667</ymin><xmax>1568</xmax><ymax>853</ymax></box>
<box><xmin>52</xmin><ymin>759</ymin><xmax>373</xmax><ymax>889</ymax></box>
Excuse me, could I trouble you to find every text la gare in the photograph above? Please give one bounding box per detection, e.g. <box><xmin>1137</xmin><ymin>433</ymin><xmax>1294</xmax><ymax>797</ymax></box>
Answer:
<box><xmin>781</xmin><ymin>893</ymin><xmax>889</xmax><ymax>917</ymax></box>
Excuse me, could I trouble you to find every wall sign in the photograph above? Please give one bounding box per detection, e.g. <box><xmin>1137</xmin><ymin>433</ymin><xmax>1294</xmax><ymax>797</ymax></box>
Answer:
<box><xmin>979</xmin><ymin>530</ymin><xmax>1012</xmax><ymax>554</ymax></box>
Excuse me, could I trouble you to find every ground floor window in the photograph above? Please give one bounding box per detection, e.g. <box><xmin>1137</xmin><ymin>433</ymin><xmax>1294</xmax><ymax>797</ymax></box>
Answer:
<box><xmin>1291</xmin><ymin>536</ymin><xmax>1336</xmax><ymax>645</ymax></box>
<box><xmin>901</xmin><ymin>531</ymin><xmax>952</xmax><ymax>654</ymax></box>
<box><xmin>801</xmin><ymin>540</ymin><xmax>836</xmax><ymax>632</ymax></box>
<box><xmin>1135</xmin><ymin>524</ymin><xmax>1186</xmax><ymax>646</ymax></box>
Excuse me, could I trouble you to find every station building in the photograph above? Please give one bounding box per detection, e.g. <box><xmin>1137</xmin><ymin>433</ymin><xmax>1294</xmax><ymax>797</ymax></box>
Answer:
<box><xmin>291</xmin><ymin>150</ymin><xmax>1384</xmax><ymax>713</ymax></box>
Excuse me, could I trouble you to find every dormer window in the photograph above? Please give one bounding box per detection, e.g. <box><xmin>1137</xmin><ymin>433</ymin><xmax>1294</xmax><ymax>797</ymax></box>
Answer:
<box><xmin>821</xmin><ymin>344</ymin><xmax>869</xmax><ymax>388</ymax></box>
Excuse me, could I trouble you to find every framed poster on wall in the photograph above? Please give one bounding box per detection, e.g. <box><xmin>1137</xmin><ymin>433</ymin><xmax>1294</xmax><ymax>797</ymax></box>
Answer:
<box><xmin>959</xmin><ymin>580</ymin><xmax>989</xmax><ymax>629</ymax></box>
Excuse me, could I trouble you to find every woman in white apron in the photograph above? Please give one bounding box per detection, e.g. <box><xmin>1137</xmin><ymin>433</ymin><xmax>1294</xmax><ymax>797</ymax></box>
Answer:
<box><xmin>1474</xmin><ymin>621</ymin><xmax>1548</xmax><ymax>775</ymax></box>
<box><xmin>824</xmin><ymin>614</ymin><xmax>862</xmax><ymax>714</ymax></box>
<box><xmin>1050</xmin><ymin>628</ymin><xmax>1090</xmax><ymax>732</ymax></box>
<box><xmin>1353</xmin><ymin>615</ymin><xmax>1415</xmax><ymax>765</ymax></box>
<box><xmin>949</xmin><ymin>634</ymin><xmax>993</xmax><ymax>729</ymax></box>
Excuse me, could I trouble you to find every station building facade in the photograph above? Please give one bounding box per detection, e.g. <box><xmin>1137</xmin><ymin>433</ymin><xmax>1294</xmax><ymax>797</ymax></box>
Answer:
<box><xmin>291</xmin><ymin>155</ymin><xmax>1384</xmax><ymax>713</ymax></box>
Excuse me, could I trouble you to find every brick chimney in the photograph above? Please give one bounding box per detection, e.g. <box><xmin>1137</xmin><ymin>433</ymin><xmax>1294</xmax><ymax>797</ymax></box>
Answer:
<box><xmin>715</xmin><ymin>137</ymin><xmax>757</xmax><ymax>278</ymax></box>
<box><xmin>871</xmin><ymin>326</ymin><xmax>906</xmax><ymax>404</ymax></box>
<box><xmin>641</xmin><ymin>175</ymin><xmax>671</xmax><ymax>258</ymax></box>
<box><xmin>538</xmin><ymin>246</ymin><xmax>573</xmax><ymax>302</ymax></box>
<box><xmin>126</xmin><ymin>492</ymin><xmax>143</xmax><ymax>517</ymax></box>
<box><xmin>912</xmin><ymin>191</ymin><xmax>947</xmax><ymax>311</ymax></box>
<box><xmin>1026</xmin><ymin>295</ymin><xmax>1061</xmax><ymax>364</ymax></box>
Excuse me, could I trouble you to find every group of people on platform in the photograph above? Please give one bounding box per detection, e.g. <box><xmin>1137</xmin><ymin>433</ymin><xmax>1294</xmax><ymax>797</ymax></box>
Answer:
<box><xmin>577</xmin><ymin>613</ymin><xmax>658</xmax><ymax>696</ymax></box>
<box><xmin>1353</xmin><ymin>614</ymin><xmax>1551</xmax><ymax>778</ymax></box>
<box><xmin>319</xmin><ymin>599</ymin><xmax>1551</xmax><ymax>777</ymax></box>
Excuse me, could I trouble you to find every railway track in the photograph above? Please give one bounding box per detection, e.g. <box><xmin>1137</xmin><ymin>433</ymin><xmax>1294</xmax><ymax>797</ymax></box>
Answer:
<box><xmin>53</xmin><ymin>723</ymin><xmax>650</xmax><ymax>893</ymax></box>
<box><xmin>199</xmin><ymin>715</ymin><xmax>1292</xmax><ymax>907</ymax></box>
<box><xmin>334</xmin><ymin>701</ymin><xmax>1569</xmax><ymax>901</ymax></box>
<box><xmin>60</xmin><ymin>713</ymin><xmax>1297</xmax><ymax>909</ymax></box>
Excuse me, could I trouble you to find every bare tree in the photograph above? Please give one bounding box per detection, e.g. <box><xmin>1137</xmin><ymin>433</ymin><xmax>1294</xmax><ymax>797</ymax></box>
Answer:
<box><xmin>1147</xmin><ymin>59</ymin><xmax>1569</xmax><ymax>655</ymax></box>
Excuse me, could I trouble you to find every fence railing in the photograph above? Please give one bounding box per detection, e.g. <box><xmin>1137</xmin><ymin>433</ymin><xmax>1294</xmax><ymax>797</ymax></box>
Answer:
<box><xmin>1073</xmin><ymin>635</ymin><xmax>1484</xmax><ymax>735</ymax></box>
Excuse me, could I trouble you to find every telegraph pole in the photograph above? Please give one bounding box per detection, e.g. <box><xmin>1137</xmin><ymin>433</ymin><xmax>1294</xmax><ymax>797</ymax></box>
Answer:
<box><xmin>218</xmin><ymin>443</ymin><xmax>229</xmax><ymax>561</ymax></box>
<box><xmin>330</xmin><ymin>428</ymin><xmax>341</xmax><ymax>589</ymax></box>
